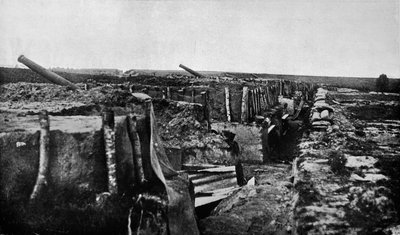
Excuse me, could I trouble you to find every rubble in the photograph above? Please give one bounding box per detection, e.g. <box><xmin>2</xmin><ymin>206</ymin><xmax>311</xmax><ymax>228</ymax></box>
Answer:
<box><xmin>292</xmin><ymin>87</ymin><xmax>400</xmax><ymax>234</ymax></box>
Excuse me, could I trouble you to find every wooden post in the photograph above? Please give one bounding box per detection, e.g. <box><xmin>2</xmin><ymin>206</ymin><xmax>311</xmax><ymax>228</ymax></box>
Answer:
<box><xmin>248</xmin><ymin>90</ymin><xmax>253</xmax><ymax>121</ymax></box>
<box><xmin>261</xmin><ymin>88</ymin><xmax>266</xmax><ymax>110</ymax></box>
<box><xmin>241</xmin><ymin>87</ymin><xmax>249</xmax><ymax>123</ymax></box>
<box><xmin>235</xmin><ymin>161</ymin><xmax>246</xmax><ymax>186</ymax></box>
<box><xmin>254</xmin><ymin>89</ymin><xmax>258</xmax><ymax>117</ymax></box>
<box><xmin>305</xmin><ymin>86</ymin><xmax>309</xmax><ymax>101</ymax></box>
<box><xmin>254</xmin><ymin>88</ymin><xmax>258</xmax><ymax>115</ymax></box>
<box><xmin>191</xmin><ymin>88</ymin><xmax>195</xmax><ymax>103</ymax></box>
<box><xmin>141</xmin><ymin>100</ymin><xmax>155</xmax><ymax>181</ymax></box>
<box><xmin>126</xmin><ymin>114</ymin><xmax>146</xmax><ymax>185</ymax></box>
<box><xmin>261</xmin><ymin>121</ymin><xmax>270</xmax><ymax>163</ymax></box>
<box><xmin>167</xmin><ymin>87</ymin><xmax>171</xmax><ymax>100</ymax></box>
<box><xmin>102</xmin><ymin>109</ymin><xmax>118</xmax><ymax>194</ymax></box>
<box><xmin>179</xmin><ymin>88</ymin><xmax>185</xmax><ymax>101</ymax></box>
<box><xmin>201</xmin><ymin>91</ymin><xmax>211</xmax><ymax>130</ymax></box>
<box><xmin>30</xmin><ymin>110</ymin><xmax>50</xmax><ymax>201</ymax></box>
<box><xmin>259</xmin><ymin>88</ymin><xmax>264</xmax><ymax>111</ymax></box>
<box><xmin>251</xmin><ymin>89</ymin><xmax>256</xmax><ymax>118</ymax></box>
<box><xmin>259</xmin><ymin>88</ymin><xmax>264</xmax><ymax>113</ymax></box>
<box><xmin>225</xmin><ymin>87</ymin><xmax>231</xmax><ymax>122</ymax></box>
<box><xmin>266</xmin><ymin>86</ymin><xmax>271</xmax><ymax>107</ymax></box>
<box><xmin>255</xmin><ymin>88</ymin><xmax>259</xmax><ymax>115</ymax></box>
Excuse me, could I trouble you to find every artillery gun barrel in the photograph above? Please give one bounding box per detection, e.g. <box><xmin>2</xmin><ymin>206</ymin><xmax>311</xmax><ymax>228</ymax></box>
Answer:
<box><xmin>179</xmin><ymin>64</ymin><xmax>205</xmax><ymax>78</ymax></box>
<box><xmin>18</xmin><ymin>55</ymin><xmax>80</xmax><ymax>90</ymax></box>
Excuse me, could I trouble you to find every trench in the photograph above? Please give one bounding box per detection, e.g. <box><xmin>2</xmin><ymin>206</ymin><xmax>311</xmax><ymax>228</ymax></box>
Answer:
<box><xmin>0</xmin><ymin>69</ymin><xmax>317</xmax><ymax>234</ymax></box>
<box><xmin>196</xmin><ymin>110</ymin><xmax>309</xmax><ymax>234</ymax></box>
<box><xmin>1</xmin><ymin>65</ymin><xmax>399</xmax><ymax>234</ymax></box>
<box><xmin>191</xmin><ymin>114</ymin><xmax>307</xmax><ymax>219</ymax></box>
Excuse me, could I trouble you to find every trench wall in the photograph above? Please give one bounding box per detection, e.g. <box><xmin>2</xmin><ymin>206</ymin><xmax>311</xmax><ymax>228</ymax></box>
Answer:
<box><xmin>0</xmin><ymin>69</ymin><xmax>317</xmax><ymax>233</ymax></box>
<box><xmin>130</xmin><ymin>79</ymin><xmax>315</xmax><ymax>123</ymax></box>
<box><xmin>0</xmin><ymin>116</ymin><xmax>136</xmax><ymax>234</ymax></box>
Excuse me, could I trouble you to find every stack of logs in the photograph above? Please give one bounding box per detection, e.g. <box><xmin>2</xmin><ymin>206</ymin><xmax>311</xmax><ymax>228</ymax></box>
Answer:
<box><xmin>310</xmin><ymin>88</ymin><xmax>334</xmax><ymax>130</ymax></box>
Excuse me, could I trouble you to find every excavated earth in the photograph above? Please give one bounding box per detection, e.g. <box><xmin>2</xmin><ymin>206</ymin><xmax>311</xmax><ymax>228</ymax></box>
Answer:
<box><xmin>0</xmin><ymin>81</ymin><xmax>230</xmax><ymax>234</ymax></box>
<box><xmin>292</xmin><ymin>88</ymin><xmax>400</xmax><ymax>234</ymax></box>
<box><xmin>0</xmin><ymin>82</ymin><xmax>232</xmax><ymax>165</ymax></box>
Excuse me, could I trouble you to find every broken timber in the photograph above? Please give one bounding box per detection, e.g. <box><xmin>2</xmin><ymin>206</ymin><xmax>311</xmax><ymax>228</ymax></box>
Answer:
<box><xmin>126</xmin><ymin>114</ymin><xmax>146</xmax><ymax>185</ymax></box>
<box><xmin>225</xmin><ymin>87</ymin><xmax>231</xmax><ymax>122</ymax></box>
<box><xmin>102</xmin><ymin>109</ymin><xmax>118</xmax><ymax>194</ymax></box>
<box><xmin>184</xmin><ymin>164</ymin><xmax>244</xmax><ymax>208</ymax></box>
<box><xmin>202</xmin><ymin>91</ymin><xmax>211</xmax><ymax>130</ymax></box>
<box><xmin>241</xmin><ymin>87</ymin><xmax>249</xmax><ymax>123</ymax></box>
<box><xmin>30</xmin><ymin>110</ymin><xmax>50</xmax><ymax>201</ymax></box>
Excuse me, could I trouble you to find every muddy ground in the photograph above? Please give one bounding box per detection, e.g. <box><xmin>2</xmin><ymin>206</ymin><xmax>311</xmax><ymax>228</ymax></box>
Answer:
<box><xmin>293</xmin><ymin>88</ymin><xmax>400</xmax><ymax>234</ymax></box>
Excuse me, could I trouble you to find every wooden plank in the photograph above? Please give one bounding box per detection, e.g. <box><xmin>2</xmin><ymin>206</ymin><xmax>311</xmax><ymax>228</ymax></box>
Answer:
<box><xmin>126</xmin><ymin>114</ymin><xmax>145</xmax><ymax>185</ymax></box>
<box><xmin>202</xmin><ymin>91</ymin><xmax>211</xmax><ymax>130</ymax></box>
<box><xmin>241</xmin><ymin>87</ymin><xmax>249</xmax><ymax>123</ymax></box>
<box><xmin>191</xmin><ymin>172</ymin><xmax>236</xmax><ymax>186</ymax></box>
<box><xmin>203</xmin><ymin>186</ymin><xmax>237</xmax><ymax>195</ymax></box>
<box><xmin>182</xmin><ymin>163</ymin><xmax>220</xmax><ymax>171</ymax></box>
<box><xmin>167</xmin><ymin>86</ymin><xmax>171</xmax><ymax>99</ymax></box>
<box><xmin>194</xmin><ymin>177</ymin><xmax>238</xmax><ymax>194</ymax></box>
<box><xmin>198</xmin><ymin>166</ymin><xmax>236</xmax><ymax>173</ymax></box>
<box><xmin>30</xmin><ymin>110</ymin><xmax>50</xmax><ymax>201</ymax></box>
<box><xmin>102</xmin><ymin>109</ymin><xmax>118</xmax><ymax>194</ymax></box>
<box><xmin>225</xmin><ymin>87</ymin><xmax>231</xmax><ymax>122</ymax></box>
<box><xmin>254</xmin><ymin>88</ymin><xmax>259</xmax><ymax>115</ymax></box>
<box><xmin>282</xmin><ymin>114</ymin><xmax>289</xmax><ymax>120</ymax></box>
<box><xmin>195</xmin><ymin>187</ymin><xmax>239</xmax><ymax>207</ymax></box>
<box><xmin>191</xmin><ymin>87</ymin><xmax>195</xmax><ymax>103</ymax></box>
<box><xmin>195</xmin><ymin>195</ymin><xmax>228</xmax><ymax>207</ymax></box>
<box><xmin>268</xmin><ymin>124</ymin><xmax>276</xmax><ymax>134</ymax></box>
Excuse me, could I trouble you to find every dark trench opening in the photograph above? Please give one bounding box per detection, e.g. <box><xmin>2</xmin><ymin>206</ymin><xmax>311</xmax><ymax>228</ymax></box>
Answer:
<box><xmin>194</xmin><ymin>106</ymin><xmax>310</xmax><ymax>221</ymax></box>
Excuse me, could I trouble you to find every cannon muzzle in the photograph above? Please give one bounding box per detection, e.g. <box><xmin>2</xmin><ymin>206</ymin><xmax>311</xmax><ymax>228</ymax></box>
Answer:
<box><xmin>18</xmin><ymin>55</ymin><xmax>80</xmax><ymax>90</ymax></box>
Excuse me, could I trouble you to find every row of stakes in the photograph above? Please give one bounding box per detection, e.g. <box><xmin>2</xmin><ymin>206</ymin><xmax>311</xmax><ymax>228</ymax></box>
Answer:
<box><xmin>28</xmin><ymin>80</ymin><xmax>312</xmax><ymax>201</ymax></box>
<box><xmin>29</xmin><ymin>101</ymin><xmax>158</xmax><ymax>203</ymax></box>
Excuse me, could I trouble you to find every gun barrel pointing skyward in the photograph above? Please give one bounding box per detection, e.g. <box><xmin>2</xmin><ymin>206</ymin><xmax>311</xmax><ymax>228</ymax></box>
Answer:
<box><xmin>179</xmin><ymin>64</ymin><xmax>205</xmax><ymax>78</ymax></box>
<box><xmin>18</xmin><ymin>55</ymin><xmax>80</xmax><ymax>90</ymax></box>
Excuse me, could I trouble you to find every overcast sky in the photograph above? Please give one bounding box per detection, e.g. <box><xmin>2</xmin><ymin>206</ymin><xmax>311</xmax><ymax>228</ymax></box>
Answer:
<box><xmin>0</xmin><ymin>0</ymin><xmax>399</xmax><ymax>77</ymax></box>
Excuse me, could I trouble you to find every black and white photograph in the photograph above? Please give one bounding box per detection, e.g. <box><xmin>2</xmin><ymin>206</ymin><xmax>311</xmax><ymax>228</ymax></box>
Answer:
<box><xmin>0</xmin><ymin>0</ymin><xmax>399</xmax><ymax>234</ymax></box>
